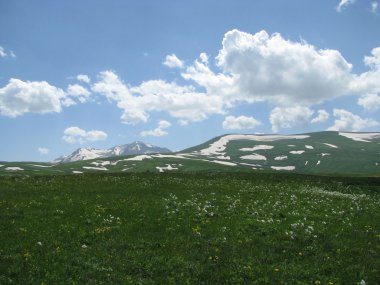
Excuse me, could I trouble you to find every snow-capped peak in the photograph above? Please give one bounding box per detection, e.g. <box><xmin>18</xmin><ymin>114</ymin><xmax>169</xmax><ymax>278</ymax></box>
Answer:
<box><xmin>55</xmin><ymin>141</ymin><xmax>171</xmax><ymax>163</ymax></box>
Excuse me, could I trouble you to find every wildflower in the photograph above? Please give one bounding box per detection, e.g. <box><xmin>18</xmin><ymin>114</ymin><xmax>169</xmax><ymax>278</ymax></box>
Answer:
<box><xmin>37</xmin><ymin>241</ymin><xmax>42</xmax><ymax>246</ymax></box>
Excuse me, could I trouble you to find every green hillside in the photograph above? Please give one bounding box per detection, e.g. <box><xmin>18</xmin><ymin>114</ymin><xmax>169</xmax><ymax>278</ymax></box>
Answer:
<box><xmin>0</xmin><ymin>131</ymin><xmax>379</xmax><ymax>176</ymax></box>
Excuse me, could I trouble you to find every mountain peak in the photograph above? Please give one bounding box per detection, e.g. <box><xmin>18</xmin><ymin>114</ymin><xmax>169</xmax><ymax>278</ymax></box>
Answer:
<box><xmin>55</xmin><ymin>141</ymin><xmax>171</xmax><ymax>163</ymax></box>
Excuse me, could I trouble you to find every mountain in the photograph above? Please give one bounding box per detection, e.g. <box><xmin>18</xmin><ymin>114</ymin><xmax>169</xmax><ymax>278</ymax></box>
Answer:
<box><xmin>1</xmin><ymin>131</ymin><xmax>380</xmax><ymax>175</ymax></box>
<box><xmin>55</xmin><ymin>141</ymin><xmax>172</xmax><ymax>163</ymax></box>
<box><xmin>178</xmin><ymin>131</ymin><xmax>380</xmax><ymax>175</ymax></box>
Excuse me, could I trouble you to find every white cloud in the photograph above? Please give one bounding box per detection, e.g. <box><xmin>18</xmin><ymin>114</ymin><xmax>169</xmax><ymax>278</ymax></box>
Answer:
<box><xmin>141</xmin><ymin>120</ymin><xmax>171</xmax><ymax>137</ymax></box>
<box><xmin>182</xmin><ymin>53</ymin><xmax>238</xmax><ymax>102</ymax></box>
<box><xmin>372</xmin><ymin>1</ymin><xmax>378</xmax><ymax>13</ymax></box>
<box><xmin>66</xmin><ymin>84</ymin><xmax>91</xmax><ymax>103</ymax></box>
<box><xmin>77</xmin><ymin>74</ymin><xmax>91</xmax><ymax>84</ymax></box>
<box><xmin>62</xmin><ymin>126</ymin><xmax>108</xmax><ymax>144</ymax></box>
<box><xmin>327</xmin><ymin>109</ymin><xmax>378</xmax><ymax>131</ymax></box>
<box><xmin>311</xmin><ymin>109</ymin><xmax>330</xmax><ymax>123</ymax></box>
<box><xmin>214</xmin><ymin>29</ymin><xmax>354</xmax><ymax>106</ymax></box>
<box><xmin>270</xmin><ymin>106</ymin><xmax>314</xmax><ymax>132</ymax></box>
<box><xmin>0</xmin><ymin>78</ymin><xmax>65</xmax><ymax>117</ymax></box>
<box><xmin>92</xmin><ymin>70</ymin><xmax>225</xmax><ymax>125</ymax></box>
<box><xmin>0</xmin><ymin>46</ymin><xmax>16</xmax><ymax>58</ymax></box>
<box><xmin>350</xmin><ymin>47</ymin><xmax>380</xmax><ymax>96</ymax></box>
<box><xmin>199</xmin><ymin>53</ymin><xmax>209</xmax><ymax>64</ymax></box>
<box><xmin>6</xmin><ymin>29</ymin><xmax>380</xmax><ymax>136</ymax></box>
<box><xmin>222</xmin><ymin>115</ymin><xmax>261</xmax><ymax>130</ymax></box>
<box><xmin>358</xmin><ymin>94</ymin><xmax>380</xmax><ymax>111</ymax></box>
<box><xmin>38</xmin><ymin>147</ymin><xmax>49</xmax><ymax>155</ymax></box>
<box><xmin>84</xmin><ymin>30</ymin><xmax>380</xmax><ymax>131</ymax></box>
<box><xmin>336</xmin><ymin>0</ymin><xmax>356</xmax><ymax>12</ymax></box>
<box><xmin>0</xmin><ymin>78</ymin><xmax>92</xmax><ymax>117</ymax></box>
<box><xmin>163</xmin><ymin>54</ymin><xmax>184</xmax><ymax>69</ymax></box>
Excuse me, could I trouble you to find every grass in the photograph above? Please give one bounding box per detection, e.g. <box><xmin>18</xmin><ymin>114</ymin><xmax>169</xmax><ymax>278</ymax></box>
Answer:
<box><xmin>0</xmin><ymin>172</ymin><xmax>379</xmax><ymax>284</ymax></box>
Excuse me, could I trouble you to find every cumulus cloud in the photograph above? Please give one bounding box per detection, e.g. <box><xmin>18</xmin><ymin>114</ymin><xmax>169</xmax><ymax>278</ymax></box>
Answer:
<box><xmin>77</xmin><ymin>74</ymin><xmax>91</xmax><ymax>84</ymax></box>
<box><xmin>141</xmin><ymin>120</ymin><xmax>171</xmax><ymax>137</ymax></box>
<box><xmin>336</xmin><ymin>0</ymin><xmax>355</xmax><ymax>12</ymax></box>
<box><xmin>270</xmin><ymin>106</ymin><xmax>314</xmax><ymax>132</ymax></box>
<box><xmin>311</xmin><ymin>110</ymin><xmax>330</xmax><ymax>124</ymax></box>
<box><xmin>351</xmin><ymin>48</ymin><xmax>380</xmax><ymax>95</ymax></box>
<box><xmin>358</xmin><ymin>94</ymin><xmax>380</xmax><ymax>111</ymax></box>
<box><xmin>38</xmin><ymin>147</ymin><xmax>49</xmax><ymax>155</ymax></box>
<box><xmin>92</xmin><ymin>70</ymin><xmax>225</xmax><ymax>125</ymax></box>
<box><xmin>327</xmin><ymin>109</ymin><xmax>378</xmax><ymax>131</ymax></box>
<box><xmin>62</xmin><ymin>126</ymin><xmax>108</xmax><ymax>144</ymax></box>
<box><xmin>0</xmin><ymin>46</ymin><xmax>16</xmax><ymax>58</ymax></box>
<box><xmin>222</xmin><ymin>115</ymin><xmax>261</xmax><ymax>130</ymax></box>
<box><xmin>66</xmin><ymin>84</ymin><xmax>91</xmax><ymax>103</ymax></box>
<box><xmin>0</xmin><ymin>78</ymin><xmax>93</xmax><ymax>117</ymax></box>
<box><xmin>163</xmin><ymin>54</ymin><xmax>184</xmax><ymax>69</ymax></box>
<box><xmin>88</xmin><ymin>30</ymin><xmax>380</xmax><ymax>129</ymax></box>
<box><xmin>6</xmin><ymin>28</ymin><xmax>378</xmax><ymax>134</ymax></box>
<box><xmin>0</xmin><ymin>78</ymin><xmax>65</xmax><ymax>117</ymax></box>
<box><xmin>215</xmin><ymin>29</ymin><xmax>354</xmax><ymax>106</ymax></box>
<box><xmin>182</xmin><ymin>53</ymin><xmax>238</xmax><ymax>102</ymax></box>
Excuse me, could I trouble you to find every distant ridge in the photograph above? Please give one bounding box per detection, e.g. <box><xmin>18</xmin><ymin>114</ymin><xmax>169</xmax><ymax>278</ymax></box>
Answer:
<box><xmin>54</xmin><ymin>141</ymin><xmax>171</xmax><ymax>163</ymax></box>
<box><xmin>1</xmin><ymin>131</ymin><xmax>380</xmax><ymax>175</ymax></box>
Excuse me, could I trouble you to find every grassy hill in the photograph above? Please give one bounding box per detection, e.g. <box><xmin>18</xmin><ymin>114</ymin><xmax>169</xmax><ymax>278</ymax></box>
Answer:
<box><xmin>0</xmin><ymin>131</ymin><xmax>379</xmax><ymax>176</ymax></box>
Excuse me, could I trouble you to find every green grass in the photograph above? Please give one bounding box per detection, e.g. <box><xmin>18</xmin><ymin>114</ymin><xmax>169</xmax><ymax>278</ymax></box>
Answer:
<box><xmin>0</xmin><ymin>173</ymin><xmax>379</xmax><ymax>284</ymax></box>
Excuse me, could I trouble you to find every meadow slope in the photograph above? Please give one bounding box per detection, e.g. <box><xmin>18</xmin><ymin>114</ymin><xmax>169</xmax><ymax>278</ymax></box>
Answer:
<box><xmin>0</xmin><ymin>173</ymin><xmax>379</xmax><ymax>284</ymax></box>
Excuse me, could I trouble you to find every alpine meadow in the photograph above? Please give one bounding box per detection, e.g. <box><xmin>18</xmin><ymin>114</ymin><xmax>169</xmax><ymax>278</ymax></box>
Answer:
<box><xmin>1</xmin><ymin>1</ymin><xmax>380</xmax><ymax>284</ymax></box>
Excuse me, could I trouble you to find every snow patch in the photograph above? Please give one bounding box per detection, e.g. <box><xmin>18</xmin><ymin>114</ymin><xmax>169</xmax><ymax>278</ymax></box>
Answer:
<box><xmin>199</xmin><ymin>134</ymin><xmax>309</xmax><ymax>156</ymax></box>
<box><xmin>5</xmin><ymin>167</ymin><xmax>24</xmax><ymax>171</ymax></box>
<box><xmin>288</xmin><ymin>145</ymin><xmax>295</xmax><ymax>147</ymax></box>
<box><xmin>82</xmin><ymin>166</ymin><xmax>108</xmax><ymax>171</ymax></box>
<box><xmin>240</xmin><ymin>154</ymin><xmax>267</xmax><ymax>160</ymax></box>
<box><xmin>240</xmin><ymin>145</ymin><xmax>274</xmax><ymax>152</ymax></box>
<box><xmin>339</xmin><ymin>132</ymin><xmax>380</xmax><ymax>142</ymax></box>
<box><xmin>28</xmin><ymin>164</ymin><xmax>53</xmax><ymax>168</ymax></box>
<box><xmin>289</xmin><ymin>150</ymin><xmax>305</xmax><ymax>154</ymax></box>
<box><xmin>271</xmin><ymin>166</ymin><xmax>295</xmax><ymax>171</ymax></box>
<box><xmin>72</xmin><ymin>171</ymin><xmax>83</xmax><ymax>174</ymax></box>
<box><xmin>305</xmin><ymin>161</ymin><xmax>308</xmax><ymax>166</ymax></box>
<box><xmin>153</xmin><ymin>154</ymin><xmax>189</xmax><ymax>159</ymax></box>
<box><xmin>323</xmin><ymin>143</ymin><xmax>338</xmax><ymax>148</ymax></box>
<box><xmin>0</xmin><ymin>165</ymin><xmax>4</xmax><ymax>167</ymax></box>
<box><xmin>274</xmin><ymin>155</ymin><xmax>287</xmax><ymax>161</ymax></box>
<box><xmin>321</xmin><ymin>153</ymin><xmax>331</xmax><ymax>157</ymax></box>
<box><xmin>210</xmin><ymin>160</ymin><xmax>237</xmax><ymax>166</ymax></box>
<box><xmin>305</xmin><ymin>145</ymin><xmax>314</xmax><ymax>149</ymax></box>
<box><xmin>90</xmin><ymin>161</ymin><xmax>111</xmax><ymax>167</ymax></box>
<box><xmin>316</xmin><ymin>160</ymin><xmax>321</xmax><ymax>165</ymax></box>
<box><xmin>240</xmin><ymin>162</ymin><xmax>262</xmax><ymax>167</ymax></box>
<box><xmin>123</xmin><ymin>155</ymin><xmax>152</xmax><ymax>161</ymax></box>
<box><xmin>215</xmin><ymin>155</ymin><xmax>231</xmax><ymax>160</ymax></box>
<box><xmin>156</xmin><ymin>164</ymin><xmax>178</xmax><ymax>172</ymax></box>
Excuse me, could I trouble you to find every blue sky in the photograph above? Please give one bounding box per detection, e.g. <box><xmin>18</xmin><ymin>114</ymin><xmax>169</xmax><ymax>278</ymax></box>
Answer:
<box><xmin>0</xmin><ymin>0</ymin><xmax>379</xmax><ymax>161</ymax></box>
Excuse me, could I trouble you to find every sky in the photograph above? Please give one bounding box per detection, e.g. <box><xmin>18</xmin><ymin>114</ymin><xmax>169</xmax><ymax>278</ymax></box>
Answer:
<box><xmin>0</xmin><ymin>0</ymin><xmax>379</xmax><ymax>162</ymax></box>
